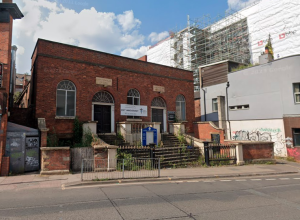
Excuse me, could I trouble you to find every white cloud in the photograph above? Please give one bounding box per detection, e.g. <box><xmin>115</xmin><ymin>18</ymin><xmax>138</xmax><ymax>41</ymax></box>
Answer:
<box><xmin>117</xmin><ymin>10</ymin><xmax>141</xmax><ymax>32</ymax></box>
<box><xmin>16</xmin><ymin>45</ymin><xmax>25</xmax><ymax>55</ymax></box>
<box><xmin>227</xmin><ymin>0</ymin><xmax>259</xmax><ymax>10</ymax></box>
<box><xmin>121</xmin><ymin>46</ymin><xmax>149</xmax><ymax>59</ymax></box>
<box><xmin>12</xmin><ymin>0</ymin><xmax>145</xmax><ymax>73</ymax></box>
<box><xmin>148</xmin><ymin>31</ymin><xmax>169</xmax><ymax>43</ymax></box>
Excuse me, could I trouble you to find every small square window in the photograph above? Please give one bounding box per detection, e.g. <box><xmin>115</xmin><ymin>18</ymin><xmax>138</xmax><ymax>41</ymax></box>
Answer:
<box><xmin>293</xmin><ymin>129</ymin><xmax>300</xmax><ymax>147</ymax></box>
<box><xmin>293</xmin><ymin>83</ymin><xmax>300</xmax><ymax>104</ymax></box>
<box><xmin>212</xmin><ymin>98</ymin><xmax>218</xmax><ymax>112</ymax></box>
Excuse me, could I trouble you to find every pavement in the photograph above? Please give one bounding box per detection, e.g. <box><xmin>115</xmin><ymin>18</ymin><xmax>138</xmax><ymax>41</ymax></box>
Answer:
<box><xmin>1</xmin><ymin>159</ymin><xmax>300</xmax><ymax>191</ymax></box>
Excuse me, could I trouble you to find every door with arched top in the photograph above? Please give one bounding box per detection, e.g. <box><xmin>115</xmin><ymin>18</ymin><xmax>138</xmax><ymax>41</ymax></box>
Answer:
<box><xmin>151</xmin><ymin>97</ymin><xmax>167</xmax><ymax>133</ymax></box>
<box><xmin>92</xmin><ymin>91</ymin><xmax>115</xmax><ymax>133</ymax></box>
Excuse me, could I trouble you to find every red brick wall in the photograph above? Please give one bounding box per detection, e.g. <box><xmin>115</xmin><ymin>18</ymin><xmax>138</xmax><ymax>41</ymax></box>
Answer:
<box><xmin>32</xmin><ymin>39</ymin><xmax>195</xmax><ymax>136</ymax></box>
<box><xmin>138</xmin><ymin>55</ymin><xmax>147</xmax><ymax>62</ymax></box>
<box><xmin>0</xmin><ymin>5</ymin><xmax>13</xmax><ymax>175</ymax></box>
<box><xmin>242</xmin><ymin>143</ymin><xmax>274</xmax><ymax>160</ymax></box>
<box><xmin>41</xmin><ymin>148</ymin><xmax>70</xmax><ymax>171</ymax></box>
<box><xmin>194</xmin><ymin>99</ymin><xmax>201</xmax><ymax>122</ymax></box>
<box><xmin>94</xmin><ymin>148</ymin><xmax>108</xmax><ymax>168</ymax></box>
<box><xmin>283</xmin><ymin>117</ymin><xmax>300</xmax><ymax>147</ymax></box>
<box><xmin>193</xmin><ymin>122</ymin><xmax>224</xmax><ymax>143</ymax></box>
<box><xmin>9</xmin><ymin>107</ymin><xmax>37</xmax><ymax>128</ymax></box>
<box><xmin>287</xmin><ymin>148</ymin><xmax>300</xmax><ymax>162</ymax></box>
<box><xmin>0</xmin><ymin>157</ymin><xmax>9</xmax><ymax>176</ymax></box>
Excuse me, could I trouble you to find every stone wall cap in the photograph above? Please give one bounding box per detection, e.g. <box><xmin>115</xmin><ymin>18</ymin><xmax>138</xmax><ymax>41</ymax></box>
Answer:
<box><xmin>41</xmin><ymin>147</ymin><xmax>70</xmax><ymax>150</ymax></box>
<box><xmin>83</xmin><ymin>121</ymin><xmax>98</xmax><ymax>123</ymax></box>
<box><xmin>225</xmin><ymin>140</ymin><xmax>274</xmax><ymax>145</ymax></box>
<box><xmin>93</xmin><ymin>145</ymin><xmax>118</xmax><ymax>149</ymax></box>
<box><xmin>55</xmin><ymin>116</ymin><xmax>75</xmax><ymax>120</ymax></box>
<box><xmin>169</xmin><ymin>122</ymin><xmax>187</xmax><ymax>125</ymax></box>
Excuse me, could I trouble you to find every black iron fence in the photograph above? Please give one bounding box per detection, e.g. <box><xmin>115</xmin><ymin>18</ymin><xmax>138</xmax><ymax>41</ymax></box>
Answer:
<box><xmin>204</xmin><ymin>142</ymin><xmax>236</xmax><ymax>166</ymax></box>
<box><xmin>118</xmin><ymin>145</ymin><xmax>200</xmax><ymax>168</ymax></box>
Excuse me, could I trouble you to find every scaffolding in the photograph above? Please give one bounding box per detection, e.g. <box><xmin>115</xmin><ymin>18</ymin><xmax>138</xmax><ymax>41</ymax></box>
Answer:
<box><xmin>170</xmin><ymin>11</ymin><xmax>251</xmax><ymax>91</ymax></box>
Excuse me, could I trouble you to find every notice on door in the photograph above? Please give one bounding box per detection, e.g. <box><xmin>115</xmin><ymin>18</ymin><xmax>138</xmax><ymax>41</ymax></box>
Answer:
<box><xmin>120</xmin><ymin>104</ymin><xmax>147</xmax><ymax>117</ymax></box>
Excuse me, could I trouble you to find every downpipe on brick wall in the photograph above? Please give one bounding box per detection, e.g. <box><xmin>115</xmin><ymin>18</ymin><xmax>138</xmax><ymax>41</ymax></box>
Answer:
<box><xmin>201</xmin><ymin>77</ymin><xmax>207</xmax><ymax>121</ymax></box>
<box><xmin>226</xmin><ymin>81</ymin><xmax>232</xmax><ymax>140</ymax></box>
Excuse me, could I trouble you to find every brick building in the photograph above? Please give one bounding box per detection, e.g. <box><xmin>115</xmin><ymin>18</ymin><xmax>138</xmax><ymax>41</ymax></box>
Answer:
<box><xmin>0</xmin><ymin>1</ymin><xmax>23</xmax><ymax>175</ymax></box>
<box><xmin>29</xmin><ymin>39</ymin><xmax>195</xmax><ymax>141</ymax></box>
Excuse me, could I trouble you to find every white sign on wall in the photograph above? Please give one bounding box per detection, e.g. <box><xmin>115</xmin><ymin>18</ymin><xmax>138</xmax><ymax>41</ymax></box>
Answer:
<box><xmin>120</xmin><ymin>104</ymin><xmax>147</xmax><ymax>117</ymax></box>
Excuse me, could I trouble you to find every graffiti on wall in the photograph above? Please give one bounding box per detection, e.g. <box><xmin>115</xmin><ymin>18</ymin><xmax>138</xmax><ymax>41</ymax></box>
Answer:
<box><xmin>232</xmin><ymin>128</ymin><xmax>286</xmax><ymax>157</ymax></box>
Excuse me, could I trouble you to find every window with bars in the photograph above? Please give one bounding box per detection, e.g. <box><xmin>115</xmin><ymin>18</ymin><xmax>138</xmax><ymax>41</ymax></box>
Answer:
<box><xmin>56</xmin><ymin>80</ymin><xmax>76</xmax><ymax>116</ymax></box>
<box><xmin>176</xmin><ymin>95</ymin><xmax>186</xmax><ymax>121</ymax></box>
<box><xmin>127</xmin><ymin>89</ymin><xmax>140</xmax><ymax>119</ymax></box>
<box><xmin>294</xmin><ymin>83</ymin><xmax>300</xmax><ymax>104</ymax></box>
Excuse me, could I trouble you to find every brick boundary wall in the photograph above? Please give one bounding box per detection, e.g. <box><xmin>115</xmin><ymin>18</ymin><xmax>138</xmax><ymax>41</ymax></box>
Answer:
<box><xmin>40</xmin><ymin>147</ymin><xmax>70</xmax><ymax>175</ymax></box>
<box><xmin>242</xmin><ymin>142</ymin><xmax>274</xmax><ymax>160</ymax></box>
<box><xmin>193</xmin><ymin>122</ymin><xmax>224</xmax><ymax>143</ymax></box>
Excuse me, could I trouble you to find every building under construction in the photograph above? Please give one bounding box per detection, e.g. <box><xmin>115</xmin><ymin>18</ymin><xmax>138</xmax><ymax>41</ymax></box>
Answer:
<box><xmin>147</xmin><ymin>0</ymin><xmax>300</xmax><ymax>91</ymax></box>
<box><xmin>169</xmin><ymin>11</ymin><xmax>250</xmax><ymax>91</ymax></box>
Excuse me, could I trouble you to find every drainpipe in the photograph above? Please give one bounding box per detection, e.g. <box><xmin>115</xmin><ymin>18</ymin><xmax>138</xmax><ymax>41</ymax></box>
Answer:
<box><xmin>226</xmin><ymin>81</ymin><xmax>231</xmax><ymax>139</ymax></box>
<box><xmin>201</xmin><ymin>76</ymin><xmax>207</xmax><ymax>121</ymax></box>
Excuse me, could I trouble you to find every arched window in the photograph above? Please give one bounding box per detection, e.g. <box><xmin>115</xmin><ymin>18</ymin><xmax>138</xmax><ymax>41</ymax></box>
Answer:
<box><xmin>151</xmin><ymin>97</ymin><xmax>166</xmax><ymax>108</ymax></box>
<box><xmin>56</xmin><ymin>80</ymin><xmax>76</xmax><ymax>116</ymax></box>
<box><xmin>127</xmin><ymin>89</ymin><xmax>140</xmax><ymax>105</ymax></box>
<box><xmin>127</xmin><ymin>89</ymin><xmax>140</xmax><ymax>119</ymax></box>
<box><xmin>176</xmin><ymin>95</ymin><xmax>186</xmax><ymax>121</ymax></box>
<box><xmin>92</xmin><ymin>91</ymin><xmax>114</xmax><ymax>103</ymax></box>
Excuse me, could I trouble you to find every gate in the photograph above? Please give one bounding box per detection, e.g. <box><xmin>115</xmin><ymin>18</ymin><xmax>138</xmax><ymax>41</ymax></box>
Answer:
<box><xmin>204</xmin><ymin>142</ymin><xmax>236</xmax><ymax>166</ymax></box>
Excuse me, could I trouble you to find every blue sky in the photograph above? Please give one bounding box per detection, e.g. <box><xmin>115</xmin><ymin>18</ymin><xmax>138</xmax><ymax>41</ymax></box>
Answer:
<box><xmin>12</xmin><ymin>0</ymin><xmax>255</xmax><ymax>73</ymax></box>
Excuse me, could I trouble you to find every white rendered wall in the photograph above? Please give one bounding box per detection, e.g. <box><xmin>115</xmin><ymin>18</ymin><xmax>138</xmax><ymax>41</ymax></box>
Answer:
<box><xmin>229</xmin><ymin>119</ymin><xmax>287</xmax><ymax>157</ymax></box>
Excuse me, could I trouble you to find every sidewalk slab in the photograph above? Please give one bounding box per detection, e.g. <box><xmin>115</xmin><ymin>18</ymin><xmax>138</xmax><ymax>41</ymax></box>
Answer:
<box><xmin>1</xmin><ymin>162</ymin><xmax>300</xmax><ymax>191</ymax></box>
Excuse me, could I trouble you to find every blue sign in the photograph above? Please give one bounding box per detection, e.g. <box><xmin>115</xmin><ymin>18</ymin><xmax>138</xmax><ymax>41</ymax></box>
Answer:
<box><xmin>141</xmin><ymin>127</ymin><xmax>157</xmax><ymax>146</ymax></box>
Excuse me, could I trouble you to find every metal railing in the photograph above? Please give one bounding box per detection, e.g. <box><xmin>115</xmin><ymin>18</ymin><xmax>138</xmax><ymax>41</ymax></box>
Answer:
<box><xmin>81</xmin><ymin>158</ymin><xmax>160</xmax><ymax>181</ymax></box>
<box><xmin>204</xmin><ymin>142</ymin><xmax>236</xmax><ymax>166</ymax></box>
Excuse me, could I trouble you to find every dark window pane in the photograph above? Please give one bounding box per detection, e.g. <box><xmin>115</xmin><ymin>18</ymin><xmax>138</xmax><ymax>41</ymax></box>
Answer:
<box><xmin>67</xmin><ymin>91</ymin><xmax>75</xmax><ymax>116</ymax></box>
<box><xmin>127</xmin><ymin>97</ymin><xmax>133</xmax><ymax>104</ymax></box>
<box><xmin>134</xmin><ymin>97</ymin><xmax>139</xmax><ymax>105</ymax></box>
<box><xmin>181</xmin><ymin>102</ymin><xmax>186</xmax><ymax>120</ymax></box>
<box><xmin>57</xmin><ymin>90</ymin><xmax>66</xmax><ymax>116</ymax></box>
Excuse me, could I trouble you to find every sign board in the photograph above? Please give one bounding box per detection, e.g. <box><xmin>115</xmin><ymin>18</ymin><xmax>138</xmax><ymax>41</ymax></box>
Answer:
<box><xmin>168</xmin><ymin>111</ymin><xmax>175</xmax><ymax>121</ymax></box>
<box><xmin>141</xmin><ymin>127</ymin><xmax>157</xmax><ymax>146</ymax></box>
<box><xmin>120</xmin><ymin>104</ymin><xmax>147</xmax><ymax>117</ymax></box>
<box><xmin>96</xmin><ymin>77</ymin><xmax>112</xmax><ymax>87</ymax></box>
<box><xmin>211</xmin><ymin>133</ymin><xmax>220</xmax><ymax>144</ymax></box>
<box><xmin>153</xmin><ymin>85</ymin><xmax>165</xmax><ymax>93</ymax></box>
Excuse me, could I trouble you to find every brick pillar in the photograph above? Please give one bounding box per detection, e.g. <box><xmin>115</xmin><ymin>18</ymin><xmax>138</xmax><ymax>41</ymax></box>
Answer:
<box><xmin>40</xmin><ymin>129</ymin><xmax>49</xmax><ymax>147</ymax></box>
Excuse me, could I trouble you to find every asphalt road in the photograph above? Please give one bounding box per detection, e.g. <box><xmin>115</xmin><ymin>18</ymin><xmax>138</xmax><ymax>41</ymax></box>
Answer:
<box><xmin>1</xmin><ymin>174</ymin><xmax>300</xmax><ymax>220</ymax></box>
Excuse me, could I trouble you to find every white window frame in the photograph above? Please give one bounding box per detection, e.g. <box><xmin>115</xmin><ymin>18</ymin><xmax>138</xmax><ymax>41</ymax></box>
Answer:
<box><xmin>212</xmin><ymin>98</ymin><xmax>218</xmax><ymax>112</ymax></box>
<box><xmin>56</xmin><ymin>80</ymin><xmax>76</xmax><ymax>117</ymax></box>
<box><xmin>294</xmin><ymin>83</ymin><xmax>300</xmax><ymax>104</ymax></box>
<box><xmin>176</xmin><ymin>95</ymin><xmax>186</xmax><ymax>121</ymax></box>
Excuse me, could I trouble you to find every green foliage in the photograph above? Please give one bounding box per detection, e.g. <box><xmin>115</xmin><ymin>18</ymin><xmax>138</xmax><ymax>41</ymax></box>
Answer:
<box><xmin>73</xmin><ymin>116</ymin><xmax>83</xmax><ymax>144</ymax></box>
<box><xmin>116</xmin><ymin>132</ymin><xmax>124</xmax><ymax>140</ymax></box>
<box><xmin>286</xmin><ymin>156</ymin><xmax>296</xmax><ymax>162</ymax></box>
<box><xmin>265</xmin><ymin>34</ymin><xmax>274</xmax><ymax>59</ymax></box>
<box><xmin>230</xmin><ymin>63</ymin><xmax>254</xmax><ymax>73</ymax></box>
<box><xmin>47</xmin><ymin>127</ymin><xmax>58</xmax><ymax>147</ymax></box>
<box><xmin>176</xmin><ymin>129</ymin><xmax>186</xmax><ymax>145</ymax></box>
<box><xmin>13</xmin><ymin>92</ymin><xmax>21</xmax><ymax>103</ymax></box>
